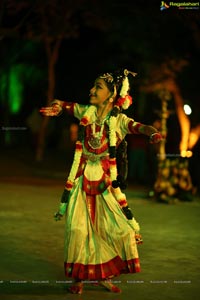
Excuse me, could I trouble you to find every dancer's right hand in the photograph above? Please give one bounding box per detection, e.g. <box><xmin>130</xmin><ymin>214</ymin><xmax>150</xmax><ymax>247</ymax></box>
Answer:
<box><xmin>39</xmin><ymin>104</ymin><xmax>61</xmax><ymax>116</ymax></box>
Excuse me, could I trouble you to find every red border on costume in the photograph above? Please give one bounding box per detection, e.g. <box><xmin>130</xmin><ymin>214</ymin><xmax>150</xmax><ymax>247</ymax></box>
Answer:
<box><xmin>64</xmin><ymin>257</ymin><xmax>140</xmax><ymax>280</ymax></box>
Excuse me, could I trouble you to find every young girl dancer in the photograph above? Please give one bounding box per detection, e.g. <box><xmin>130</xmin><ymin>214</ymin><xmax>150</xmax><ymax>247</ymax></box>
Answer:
<box><xmin>40</xmin><ymin>68</ymin><xmax>162</xmax><ymax>294</ymax></box>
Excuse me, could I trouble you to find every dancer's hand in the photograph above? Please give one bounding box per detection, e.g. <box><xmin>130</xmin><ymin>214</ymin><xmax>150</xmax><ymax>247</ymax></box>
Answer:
<box><xmin>54</xmin><ymin>202</ymin><xmax>67</xmax><ymax>221</ymax></box>
<box><xmin>135</xmin><ymin>233</ymin><xmax>143</xmax><ymax>244</ymax></box>
<box><xmin>54</xmin><ymin>212</ymin><xmax>63</xmax><ymax>221</ymax></box>
<box><xmin>149</xmin><ymin>132</ymin><xmax>163</xmax><ymax>144</ymax></box>
<box><xmin>40</xmin><ymin>104</ymin><xmax>61</xmax><ymax>116</ymax></box>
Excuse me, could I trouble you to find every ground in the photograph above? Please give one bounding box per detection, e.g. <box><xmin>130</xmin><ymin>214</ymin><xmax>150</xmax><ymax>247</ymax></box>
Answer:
<box><xmin>0</xmin><ymin>148</ymin><xmax>200</xmax><ymax>300</ymax></box>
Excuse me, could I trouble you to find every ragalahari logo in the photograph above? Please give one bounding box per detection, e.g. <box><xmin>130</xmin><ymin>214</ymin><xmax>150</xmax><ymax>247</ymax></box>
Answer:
<box><xmin>160</xmin><ymin>1</ymin><xmax>200</xmax><ymax>10</ymax></box>
<box><xmin>160</xmin><ymin>1</ymin><xmax>170</xmax><ymax>10</ymax></box>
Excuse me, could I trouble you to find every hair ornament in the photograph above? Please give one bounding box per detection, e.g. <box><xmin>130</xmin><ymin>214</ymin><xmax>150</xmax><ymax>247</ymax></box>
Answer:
<box><xmin>115</xmin><ymin>95</ymin><xmax>132</xmax><ymax>110</ymax></box>
<box><xmin>120</xmin><ymin>76</ymin><xmax>129</xmax><ymax>98</ymax></box>
<box><xmin>124</xmin><ymin>69</ymin><xmax>137</xmax><ymax>77</ymax></box>
<box><xmin>100</xmin><ymin>72</ymin><xmax>114</xmax><ymax>83</ymax></box>
<box><xmin>114</xmin><ymin>68</ymin><xmax>137</xmax><ymax>110</ymax></box>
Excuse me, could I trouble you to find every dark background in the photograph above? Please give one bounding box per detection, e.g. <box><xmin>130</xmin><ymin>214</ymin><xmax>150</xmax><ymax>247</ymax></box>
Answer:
<box><xmin>0</xmin><ymin>2</ymin><xmax>200</xmax><ymax>299</ymax></box>
<box><xmin>0</xmin><ymin>0</ymin><xmax>200</xmax><ymax>188</ymax></box>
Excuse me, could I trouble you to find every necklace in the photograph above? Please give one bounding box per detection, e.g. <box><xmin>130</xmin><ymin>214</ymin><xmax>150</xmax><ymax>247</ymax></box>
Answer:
<box><xmin>88</xmin><ymin>122</ymin><xmax>105</xmax><ymax>149</ymax></box>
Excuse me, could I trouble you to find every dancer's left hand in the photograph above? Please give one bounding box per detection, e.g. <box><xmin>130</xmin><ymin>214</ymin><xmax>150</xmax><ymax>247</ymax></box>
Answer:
<box><xmin>149</xmin><ymin>132</ymin><xmax>163</xmax><ymax>144</ymax></box>
<box><xmin>54</xmin><ymin>212</ymin><xmax>63</xmax><ymax>221</ymax></box>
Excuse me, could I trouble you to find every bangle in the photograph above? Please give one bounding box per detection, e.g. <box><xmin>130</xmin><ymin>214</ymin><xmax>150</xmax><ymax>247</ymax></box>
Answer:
<box><xmin>150</xmin><ymin>132</ymin><xmax>158</xmax><ymax>139</ymax></box>
<box><xmin>149</xmin><ymin>132</ymin><xmax>159</xmax><ymax>141</ymax></box>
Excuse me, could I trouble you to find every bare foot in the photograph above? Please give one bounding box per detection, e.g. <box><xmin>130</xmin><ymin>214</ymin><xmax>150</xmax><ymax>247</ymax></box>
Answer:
<box><xmin>68</xmin><ymin>281</ymin><xmax>83</xmax><ymax>294</ymax></box>
<box><xmin>99</xmin><ymin>280</ymin><xmax>121</xmax><ymax>293</ymax></box>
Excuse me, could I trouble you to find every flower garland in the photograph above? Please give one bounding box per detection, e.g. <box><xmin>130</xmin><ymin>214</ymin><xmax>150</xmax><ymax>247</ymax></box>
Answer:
<box><xmin>128</xmin><ymin>218</ymin><xmax>140</xmax><ymax>232</ymax></box>
<box><xmin>121</xmin><ymin>75</ymin><xmax>129</xmax><ymax>97</ymax></box>
<box><xmin>55</xmin><ymin>69</ymin><xmax>139</xmax><ymax>219</ymax></box>
<box><xmin>65</xmin><ymin>140</ymin><xmax>83</xmax><ymax>190</ymax></box>
<box><xmin>109</xmin><ymin>71</ymin><xmax>133</xmax><ymax>188</ymax></box>
<box><xmin>111</xmin><ymin>186</ymin><xmax>141</xmax><ymax>233</ymax></box>
<box><xmin>79</xmin><ymin>105</ymin><xmax>97</xmax><ymax>126</ymax></box>
<box><xmin>115</xmin><ymin>76</ymin><xmax>133</xmax><ymax>110</ymax></box>
<box><xmin>64</xmin><ymin>105</ymin><xmax>97</xmax><ymax>193</ymax></box>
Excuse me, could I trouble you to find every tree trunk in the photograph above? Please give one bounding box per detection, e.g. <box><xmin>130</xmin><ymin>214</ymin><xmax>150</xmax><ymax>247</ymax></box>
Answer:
<box><xmin>140</xmin><ymin>78</ymin><xmax>191</xmax><ymax>153</ymax></box>
<box><xmin>35</xmin><ymin>39</ymin><xmax>61</xmax><ymax>161</ymax></box>
<box><xmin>172</xmin><ymin>85</ymin><xmax>190</xmax><ymax>154</ymax></box>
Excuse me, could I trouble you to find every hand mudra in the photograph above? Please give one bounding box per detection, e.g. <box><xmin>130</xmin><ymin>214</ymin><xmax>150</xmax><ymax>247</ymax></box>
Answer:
<box><xmin>39</xmin><ymin>104</ymin><xmax>61</xmax><ymax>116</ymax></box>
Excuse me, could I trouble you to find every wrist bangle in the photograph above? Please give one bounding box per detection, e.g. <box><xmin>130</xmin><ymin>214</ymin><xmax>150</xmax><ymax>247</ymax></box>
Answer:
<box><xmin>150</xmin><ymin>132</ymin><xmax>158</xmax><ymax>137</ymax></box>
<box><xmin>150</xmin><ymin>132</ymin><xmax>158</xmax><ymax>140</ymax></box>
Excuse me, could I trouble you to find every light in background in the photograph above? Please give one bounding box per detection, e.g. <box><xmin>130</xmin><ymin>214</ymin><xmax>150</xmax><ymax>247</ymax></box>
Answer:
<box><xmin>183</xmin><ymin>104</ymin><xmax>192</xmax><ymax>115</ymax></box>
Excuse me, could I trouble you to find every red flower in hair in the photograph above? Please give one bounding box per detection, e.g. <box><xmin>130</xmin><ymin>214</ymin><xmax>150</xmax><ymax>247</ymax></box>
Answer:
<box><xmin>115</xmin><ymin>95</ymin><xmax>132</xmax><ymax>108</ymax></box>
<box><xmin>115</xmin><ymin>97</ymin><xmax>126</xmax><ymax>107</ymax></box>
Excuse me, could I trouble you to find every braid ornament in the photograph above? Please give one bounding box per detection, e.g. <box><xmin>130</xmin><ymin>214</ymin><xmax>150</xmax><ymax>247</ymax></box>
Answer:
<box><xmin>115</xmin><ymin>69</ymin><xmax>137</xmax><ymax>110</ymax></box>
<box><xmin>109</xmin><ymin>69</ymin><xmax>137</xmax><ymax>188</ymax></box>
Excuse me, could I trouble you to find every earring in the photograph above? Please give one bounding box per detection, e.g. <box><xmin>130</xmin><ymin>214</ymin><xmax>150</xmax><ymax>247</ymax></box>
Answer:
<box><xmin>109</xmin><ymin>98</ymin><xmax>114</xmax><ymax>103</ymax></box>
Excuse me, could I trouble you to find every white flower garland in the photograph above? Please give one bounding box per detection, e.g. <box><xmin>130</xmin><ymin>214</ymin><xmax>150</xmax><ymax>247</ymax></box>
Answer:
<box><xmin>67</xmin><ymin>141</ymin><xmax>83</xmax><ymax>183</ymax></box>
<box><xmin>120</xmin><ymin>76</ymin><xmax>129</xmax><ymax>98</ymax></box>
<box><xmin>65</xmin><ymin>105</ymin><xmax>97</xmax><ymax>191</ymax></box>
<box><xmin>80</xmin><ymin>105</ymin><xmax>97</xmax><ymax>126</ymax></box>
<box><xmin>108</xmin><ymin>74</ymin><xmax>132</xmax><ymax>183</ymax></box>
<box><xmin>128</xmin><ymin>218</ymin><xmax>140</xmax><ymax>232</ymax></box>
<box><xmin>109</xmin><ymin>115</ymin><xmax>117</xmax><ymax>147</ymax></box>
<box><xmin>119</xmin><ymin>76</ymin><xmax>132</xmax><ymax>110</ymax></box>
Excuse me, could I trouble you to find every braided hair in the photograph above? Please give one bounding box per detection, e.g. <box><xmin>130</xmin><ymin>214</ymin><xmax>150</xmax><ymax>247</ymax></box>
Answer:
<box><xmin>99</xmin><ymin>68</ymin><xmax>137</xmax><ymax>189</ymax></box>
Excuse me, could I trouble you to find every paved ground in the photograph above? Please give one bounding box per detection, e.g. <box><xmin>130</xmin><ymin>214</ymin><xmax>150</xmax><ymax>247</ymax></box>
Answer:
<box><xmin>0</xmin><ymin>148</ymin><xmax>200</xmax><ymax>300</ymax></box>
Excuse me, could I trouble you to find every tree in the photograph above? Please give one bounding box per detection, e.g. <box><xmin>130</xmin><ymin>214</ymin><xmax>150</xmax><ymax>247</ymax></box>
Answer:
<box><xmin>0</xmin><ymin>0</ymin><xmax>110</xmax><ymax>160</ymax></box>
<box><xmin>1</xmin><ymin>1</ymin><xmax>199</xmax><ymax>160</ymax></box>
